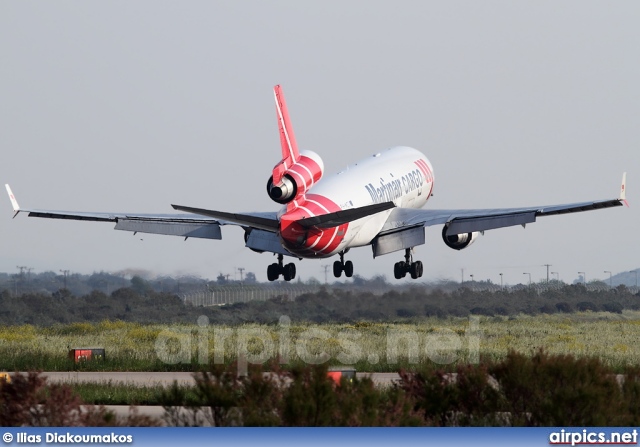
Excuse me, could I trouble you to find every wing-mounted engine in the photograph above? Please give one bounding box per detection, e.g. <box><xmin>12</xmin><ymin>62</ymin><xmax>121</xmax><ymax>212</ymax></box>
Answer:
<box><xmin>267</xmin><ymin>150</ymin><xmax>324</xmax><ymax>204</ymax></box>
<box><xmin>442</xmin><ymin>225</ymin><xmax>479</xmax><ymax>250</ymax></box>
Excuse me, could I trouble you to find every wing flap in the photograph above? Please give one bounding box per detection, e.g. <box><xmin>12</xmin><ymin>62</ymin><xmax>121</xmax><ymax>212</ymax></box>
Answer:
<box><xmin>372</xmin><ymin>225</ymin><xmax>425</xmax><ymax>257</ymax></box>
<box><xmin>445</xmin><ymin>211</ymin><xmax>536</xmax><ymax>235</ymax></box>
<box><xmin>115</xmin><ymin>219</ymin><xmax>222</xmax><ymax>239</ymax></box>
<box><xmin>245</xmin><ymin>229</ymin><xmax>294</xmax><ymax>256</ymax></box>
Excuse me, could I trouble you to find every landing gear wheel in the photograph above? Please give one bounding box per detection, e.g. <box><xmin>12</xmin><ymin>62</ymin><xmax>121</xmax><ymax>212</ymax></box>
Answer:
<box><xmin>344</xmin><ymin>260</ymin><xmax>354</xmax><ymax>278</ymax></box>
<box><xmin>333</xmin><ymin>251</ymin><xmax>353</xmax><ymax>278</ymax></box>
<box><xmin>289</xmin><ymin>263</ymin><xmax>297</xmax><ymax>280</ymax></box>
<box><xmin>267</xmin><ymin>254</ymin><xmax>296</xmax><ymax>282</ymax></box>
<box><xmin>267</xmin><ymin>263</ymin><xmax>279</xmax><ymax>282</ymax></box>
<box><xmin>394</xmin><ymin>262</ymin><xmax>406</xmax><ymax>279</ymax></box>
<box><xmin>410</xmin><ymin>261</ymin><xmax>424</xmax><ymax>279</ymax></box>
<box><xmin>283</xmin><ymin>263</ymin><xmax>296</xmax><ymax>281</ymax></box>
<box><xmin>333</xmin><ymin>260</ymin><xmax>343</xmax><ymax>278</ymax></box>
<box><xmin>411</xmin><ymin>262</ymin><xmax>419</xmax><ymax>279</ymax></box>
<box><xmin>394</xmin><ymin>248</ymin><xmax>423</xmax><ymax>280</ymax></box>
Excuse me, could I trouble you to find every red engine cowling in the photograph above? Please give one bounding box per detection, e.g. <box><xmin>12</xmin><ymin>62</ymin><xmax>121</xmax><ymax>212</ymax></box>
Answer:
<box><xmin>442</xmin><ymin>226</ymin><xmax>479</xmax><ymax>250</ymax></box>
<box><xmin>267</xmin><ymin>150</ymin><xmax>324</xmax><ymax>204</ymax></box>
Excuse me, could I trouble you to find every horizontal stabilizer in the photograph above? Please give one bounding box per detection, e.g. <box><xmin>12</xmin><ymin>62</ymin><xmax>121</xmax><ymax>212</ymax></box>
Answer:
<box><xmin>171</xmin><ymin>204</ymin><xmax>280</xmax><ymax>232</ymax></box>
<box><xmin>296</xmin><ymin>202</ymin><xmax>395</xmax><ymax>229</ymax></box>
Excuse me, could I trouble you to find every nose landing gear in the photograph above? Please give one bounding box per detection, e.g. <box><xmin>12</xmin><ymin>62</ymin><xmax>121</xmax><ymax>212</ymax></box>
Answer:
<box><xmin>267</xmin><ymin>254</ymin><xmax>297</xmax><ymax>282</ymax></box>
<box><xmin>333</xmin><ymin>251</ymin><xmax>353</xmax><ymax>278</ymax></box>
<box><xmin>394</xmin><ymin>248</ymin><xmax>423</xmax><ymax>280</ymax></box>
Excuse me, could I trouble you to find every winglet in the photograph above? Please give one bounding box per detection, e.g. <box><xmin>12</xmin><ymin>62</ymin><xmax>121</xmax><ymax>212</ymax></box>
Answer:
<box><xmin>620</xmin><ymin>172</ymin><xmax>629</xmax><ymax>207</ymax></box>
<box><xmin>272</xmin><ymin>85</ymin><xmax>300</xmax><ymax>184</ymax></box>
<box><xmin>5</xmin><ymin>184</ymin><xmax>21</xmax><ymax>218</ymax></box>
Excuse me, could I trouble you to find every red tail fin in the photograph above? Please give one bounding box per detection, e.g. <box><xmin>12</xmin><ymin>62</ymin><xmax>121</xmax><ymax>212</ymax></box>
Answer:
<box><xmin>273</xmin><ymin>85</ymin><xmax>300</xmax><ymax>184</ymax></box>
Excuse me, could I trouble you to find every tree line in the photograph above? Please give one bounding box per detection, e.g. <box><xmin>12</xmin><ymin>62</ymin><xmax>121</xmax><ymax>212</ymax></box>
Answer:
<box><xmin>0</xmin><ymin>281</ymin><xmax>638</xmax><ymax>326</ymax></box>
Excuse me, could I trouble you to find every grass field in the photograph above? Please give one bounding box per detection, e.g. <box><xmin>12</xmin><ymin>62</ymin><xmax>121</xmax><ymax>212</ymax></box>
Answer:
<box><xmin>2</xmin><ymin>311</ymin><xmax>640</xmax><ymax>372</ymax></box>
<box><xmin>68</xmin><ymin>382</ymin><xmax>186</xmax><ymax>406</ymax></box>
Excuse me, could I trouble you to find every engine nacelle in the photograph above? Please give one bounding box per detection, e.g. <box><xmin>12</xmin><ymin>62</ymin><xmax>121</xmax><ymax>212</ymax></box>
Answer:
<box><xmin>267</xmin><ymin>150</ymin><xmax>324</xmax><ymax>204</ymax></box>
<box><xmin>442</xmin><ymin>226</ymin><xmax>480</xmax><ymax>250</ymax></box>
<box><xmin>267</xmin><ymin>174</ymin><xmax>297</xmax><ymax>204</ymax></box>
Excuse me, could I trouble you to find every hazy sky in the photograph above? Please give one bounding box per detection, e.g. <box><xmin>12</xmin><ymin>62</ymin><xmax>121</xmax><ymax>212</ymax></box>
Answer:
<box><xmin>1</xmin><ymin>1</ymin><xmax>638</xmax><ymax>285</ymax></box>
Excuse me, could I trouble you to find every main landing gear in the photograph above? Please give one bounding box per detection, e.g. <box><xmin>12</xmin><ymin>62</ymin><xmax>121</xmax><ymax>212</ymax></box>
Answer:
<box><xmin>394</xmin><ymin>248</ymin><xmax>423</xmax><ymax>280</ymax></box>
<box><xmin>333</xmin><ymin>251</ymin><xmax>353</xmax><ymax>278</ymax></box>
<box><xmin>267</xmin><ymin>254</ymin><xmax>297</xmax><ymax>282</ymax></box>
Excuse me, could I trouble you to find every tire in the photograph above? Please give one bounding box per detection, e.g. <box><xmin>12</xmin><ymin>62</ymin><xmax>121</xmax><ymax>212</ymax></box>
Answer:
<box><xmin>394</xmin><ymin>262</ymin><xmax>402</xmax><ymax>279</ymax></box>
<box><xmin>267</xmin><ymin>264</ymin><xmax>278</xmax><ymax>281</ymax></box>
<box><xmin>410</xmin><ymin>262</ymin><xmax>419</xmax><ymax>279</ymax></box>
<box><xmin>333</xmin><ymin>260</ymin><xmax>343</xmax><ymax>278</ymax></box>
<box><xmin>284</xmin><ymin>263</ymin><xmax>296</xmax><ymax>281</ymax></box>
<box><xmin>416</xmin><ymin>260</ymin><xmax>423</xmax><ymax>278</ymax></box>
<box><xmin>288</xmin><ymin>263</ymin><xmax>296</xmax><ymax>280</ymax></box>
<box><xmin>400</xmin><ymin>261</ymin><xmax>408</xmax><ymax>278</ymax></box>
<box><xmin>344</xmin><ymin>260</ymin><xmax>354</xmax><ymax>278</ymax></box>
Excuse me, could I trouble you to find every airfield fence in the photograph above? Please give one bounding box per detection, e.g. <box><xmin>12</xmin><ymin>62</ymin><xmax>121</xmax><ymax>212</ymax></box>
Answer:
<box><xmin>179</xmin><ymin>282</ymin><xmax>640</xmax><ymax>307</ymax></box>
<box><xmin>179</xmin><ymin>285</ymin><xmax>322</xmax><ymax>306</ymax></box>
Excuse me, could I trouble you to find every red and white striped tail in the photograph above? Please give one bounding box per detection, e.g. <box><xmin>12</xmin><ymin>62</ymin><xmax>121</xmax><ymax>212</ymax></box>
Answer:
<box><xmin>272</xmin><ymin>85</ymin><xmax>300</xmax><ymax>184</ymax></box>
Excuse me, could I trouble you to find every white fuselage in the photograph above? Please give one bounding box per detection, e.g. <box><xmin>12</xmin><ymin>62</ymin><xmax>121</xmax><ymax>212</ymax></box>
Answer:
<box><xmin>278</xmin><ymin>146</ymin><xmax>434</xmax><ymax>258</ymax></box>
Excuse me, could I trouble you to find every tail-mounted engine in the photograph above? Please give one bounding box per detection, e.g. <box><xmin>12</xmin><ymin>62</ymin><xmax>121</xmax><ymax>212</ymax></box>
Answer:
<box><xmin>442</xmin><ymin>226</ymin><xmax>479</xmax><ymax>250</ymax></box>
<box><xmin>267</xmin><ymin>150</ymin><xmax>324</xmax><ymax>204</ymax></box>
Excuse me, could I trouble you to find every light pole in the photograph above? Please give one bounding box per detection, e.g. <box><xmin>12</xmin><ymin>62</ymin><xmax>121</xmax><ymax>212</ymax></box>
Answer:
<box><xmin>59</xmin><ymin>270</ymin><xmax>70</xmax><ymax>289</ymax></box>
<box><xmin>543</xmin><ymin>264</ymin><xmax>552</xmax><ymax>283</ymax></box>
<box><xmin>499</xmin><ymin>273</ymin><xmax>503</xmax><ymax>290</ymax></box>
<box><xmin>604</xmin><ymin>271</ymin><xmax>612</xmax><ymax>288</ymax></box>
<box><xmin>523</xmin><ymin>272</ymin><xmax>531</xmax><ymax>286</ymax></box>
<box><xmin>578</xmin><ymin>272</ymin><xmax>586</xmax><ymax>284</ymax></box>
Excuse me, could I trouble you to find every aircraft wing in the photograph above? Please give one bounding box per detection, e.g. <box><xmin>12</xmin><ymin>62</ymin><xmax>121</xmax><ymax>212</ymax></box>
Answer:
<box><xmin>380</xmin><ymin>197</ymin><xmax>624</xmax><ymax>236</ymax></box>
<box><xmin>4</xmin><ymin>184</ymin><xmax>278</xmax><ymax>241</ymax></box>
<box><xmin>375</xmin><ymin>173</ymin><xmax>627</xmax><ymax>253</ymax></box>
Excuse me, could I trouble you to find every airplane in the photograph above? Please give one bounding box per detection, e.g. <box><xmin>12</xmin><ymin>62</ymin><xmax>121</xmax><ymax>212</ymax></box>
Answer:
<box><xmin>5</xmin><ymin>85</ymin><xmax>628</xmax><ymax>281</ymax></box>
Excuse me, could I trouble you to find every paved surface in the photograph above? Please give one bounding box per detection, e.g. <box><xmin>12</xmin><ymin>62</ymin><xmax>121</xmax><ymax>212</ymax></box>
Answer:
<box><xmin>28</xmin><ymin>371</ymin><xmax>401</xmax><ymax>387</ymax></box>
<box><xmin>14</xmin><ymin>371</ymin><xmax>401</xmax><ymax>387</ymax></box>
<box><xmin>33</xmin><ymin>372</ymin><xmax>197</xmax><ymax>387</ymax></box>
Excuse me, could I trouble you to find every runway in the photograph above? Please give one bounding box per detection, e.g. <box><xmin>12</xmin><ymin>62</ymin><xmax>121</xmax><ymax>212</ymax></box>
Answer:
<box><xmin>30</xmin><ymin>371</ymin><xmax>401</xmax><ymax>387</ymax></box>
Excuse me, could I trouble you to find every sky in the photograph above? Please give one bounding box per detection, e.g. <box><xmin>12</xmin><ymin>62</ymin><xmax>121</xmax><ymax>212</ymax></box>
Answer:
<box><xmin>1</xmin><ymin>1</ymin><xmax>638</xmax><ymax>285</ymax></box>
